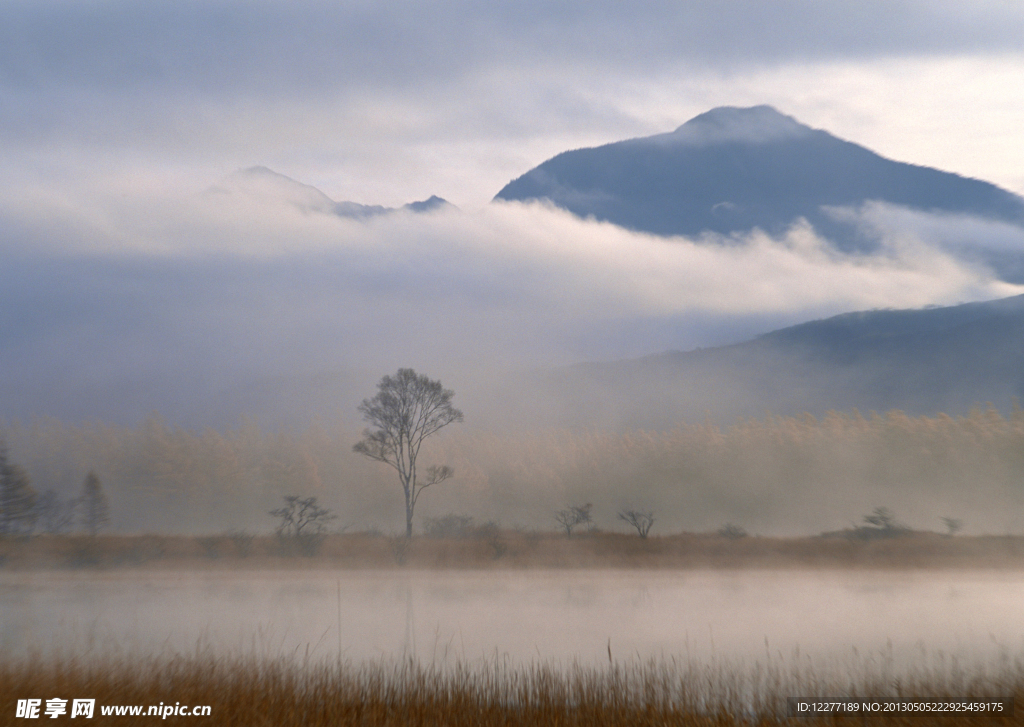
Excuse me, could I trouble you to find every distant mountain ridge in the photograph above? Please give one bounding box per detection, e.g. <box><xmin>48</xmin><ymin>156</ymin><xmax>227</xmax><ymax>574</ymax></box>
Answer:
<box><xmin>530</xmin><ymin>293</ymin><xmax>1024</xmax><ymax>429</ymax></box>
<box><xmin>201</xmin><ymin>293</ymin><xmax>1024</xmax><ymax>430</ymax></box>
<box><xmin>167</xmin><ymin>293</ymin><xmax>1024</xmax><ymax>431</ymax></box>
<box><xmin>495</xmin><ymin>106</ymin><xmax>1024</xmax><ymax>249</ymax></box>
<box><xmin>209</xmin><ymin>166</ymin><xmax>451</xmax><ymax>218</ymax></box>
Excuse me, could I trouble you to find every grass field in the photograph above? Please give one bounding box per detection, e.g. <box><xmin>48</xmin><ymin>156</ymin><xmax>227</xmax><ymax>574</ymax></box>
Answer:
<box><xmin>2</xmin><ymin>649</ymin><xmax>1019</xmax><ymax>726</ymax></box>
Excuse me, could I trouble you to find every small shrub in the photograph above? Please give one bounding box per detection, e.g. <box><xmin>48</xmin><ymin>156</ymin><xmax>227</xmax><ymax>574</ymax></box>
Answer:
<box><xmin>852</xmin><ymin>507</ymin><xmax>911</xmax><ymax>540</ymax></box>
<box><xmin>390</xmin><ymin>536</ymin><xmax>410</xmax><ymax>565</ymax></box>
<box><xmin>270</xmin><ymin>496</ymin><xmax>337</xmax><ymax>538</ymax></box>
<box><xmin>197</xmin><ymin>536</ymin><xmax>222</xmax><ymax>559</ymax></box>
<box><xmin>555</xmin><ymin>503</ymin><xmax>593</xmax><ymax>537</ymax></box>
<box><xmin>270</xmin><ymin>496</ymin><xmax>336</xmax><ymax>556</ymax></box>
<box><xmin>423</xmin><ymin>514</ymin><xmax>475</xmax><ymax>538</ymax></box>
<box><xmin>67</xmin><ymin>539</ymin><xmax>101</xmax><ymax>567</ymax></box>
<box><xmin>489</xmin><ymin>537</ymin><xmax>507</xmax><ymax>560</ymax></box>
<box><xmin>618</xmin><ymin>509</ymin><xmax>655</xmax><ymax>539</ymax></box>
<box><xmin>229</xmin><ymin>530</ymin><xmax>254</xmax><ymax>557</ymax></box>
<box><xmin>717</xmin><ymin>523</ymin><xmax>747</xmax><ymax>540</ymax></box>
<box><xmin>296</xmin><ymin>532</ymin><xmax>325</xmax><ymax>557</ymax></box>
<box><xmin>474</xmin><ymin>520</ymin><xmax>500</xmax><ymax>539</ymax></box>
<box><xmin>473</xmin><ymin>521</ymin><xmax>506</xmax><ymax>559</ymax></box>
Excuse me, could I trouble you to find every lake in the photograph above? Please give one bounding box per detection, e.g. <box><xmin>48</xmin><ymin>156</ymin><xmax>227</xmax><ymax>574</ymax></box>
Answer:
<box><xmin>3</xmin><ymin>569</ymin><xmax>1022</xmax><ymax>671</ymax></box>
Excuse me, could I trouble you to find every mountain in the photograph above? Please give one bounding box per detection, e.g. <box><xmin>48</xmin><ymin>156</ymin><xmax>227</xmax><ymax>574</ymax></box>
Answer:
<box><xmin>403</xmin><ymin>195</ymin><xmax>450</xmax><ymax>213</ymax></box>
<box><xmin>177</xmin><ymin>293</ymin><xmax>1024</xmax><ymax>431</ymax></box>
<box><xmin>209</xmin><ymin>166</ymin><xmax>451</xmax><ymax>218</ymax></box>
<box><xmin>494</xmin><ymin>106</ymin><xmax>1024</xmax><ymax>250</ymax></box>
<box><xmin>524</xmin><ymin>294</ymin><xmax>1024</xmax><ymax>429</ymax></box>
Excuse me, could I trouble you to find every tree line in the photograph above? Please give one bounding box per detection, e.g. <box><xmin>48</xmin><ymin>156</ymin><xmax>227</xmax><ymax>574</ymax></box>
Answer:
<box><xmin>3</xmin><ymin>394</ymin><xmax>1024</xmax><ymax>536</ymax></box>
<box><xmin>0</xmin><ymin>441</ymin><xmax>109</xmax><ymax>536</ymax></box>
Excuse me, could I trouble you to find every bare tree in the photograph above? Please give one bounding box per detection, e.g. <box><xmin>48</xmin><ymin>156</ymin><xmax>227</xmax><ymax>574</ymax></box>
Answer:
<box><xmin>863</xmin><ymin>506</ymin><xmax>898</xmax><ymax>531</ymax></box>
<box><xmin>554</xmin><ymin>508</ymin><xmax>576</xmax><ymax>536</ymax></box>
<box><xmin>353</xmin><ymin>369</ymin><xmax>463</xmax><ymax>537</ymax></box>
<box><xmin>269</xmin><ymin>495</ymin><xmax>337</xmax><ymax>538</ymax></box>
<box><xmin>618</xmin><ymin>509</ymin><xmax>655</xmax><ymax>539</ymax></box>
<box><xmin>80</xmin><ymin>471</ymin><xmax>110</xmax><ymax>536</ymax></box>
<box><xmin>269</xmin><ymin>495</ymin><xmax>337</xmax><ymax>556</ymax></box>
<box><xmin>555</xmin><ymin>503</ymin><xmax>593</xmax><ymax>537</ymax></box>
<box><xmin>0</xmin><ymin>443</ymin><xmax>37</xmax><ymax>536</ymax></box>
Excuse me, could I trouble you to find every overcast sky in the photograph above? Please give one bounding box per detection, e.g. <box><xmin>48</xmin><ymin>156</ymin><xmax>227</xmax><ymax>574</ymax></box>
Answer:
<box><xmin>3</xmin><ymin>0</ymin><xmax>1024</xmax><ymax>209</ymax></box>
<box><xmin>3</xmin><ymin>0</ymin><xmax>1024</xmax><ymax>425</ymax></box>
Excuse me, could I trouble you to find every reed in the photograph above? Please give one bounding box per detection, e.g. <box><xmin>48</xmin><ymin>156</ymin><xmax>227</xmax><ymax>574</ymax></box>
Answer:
<box><xmin>2</xmin><ymin>650</ymin><xmax>1019</xmax><ymax>726</ymax></box>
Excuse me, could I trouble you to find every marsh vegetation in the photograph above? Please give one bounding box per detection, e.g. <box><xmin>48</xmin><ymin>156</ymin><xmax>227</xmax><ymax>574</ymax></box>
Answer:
<box><xmin>3</xmin><ymin>568</ymin><xmax>1023</xmax><ymax>724</ymax></box>
<box><xmin>4</xmin><ymin>650</ymin><xmax>1020</xmax><ymax>726</ymax></box>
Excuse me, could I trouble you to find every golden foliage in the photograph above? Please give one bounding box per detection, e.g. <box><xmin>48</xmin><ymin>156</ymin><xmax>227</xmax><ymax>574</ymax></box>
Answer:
<box><xmin>3</xmin><ymin>406</ymin><xmax>1024</xmax><ymax>534</ymax></box>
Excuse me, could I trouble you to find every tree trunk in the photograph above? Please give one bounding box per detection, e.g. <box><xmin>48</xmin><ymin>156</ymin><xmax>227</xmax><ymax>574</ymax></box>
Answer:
<box><xmin>405</xmin><ymin>488</ymin><xmax>414</xmax><ymax>538</ymax></box>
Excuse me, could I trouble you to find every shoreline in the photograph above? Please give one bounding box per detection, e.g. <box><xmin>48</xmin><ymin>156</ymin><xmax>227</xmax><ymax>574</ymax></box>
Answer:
<box><xmin>4</xmin><ymin>531</ymin><xmax>1024</xmax><ymax>570</ymax></box>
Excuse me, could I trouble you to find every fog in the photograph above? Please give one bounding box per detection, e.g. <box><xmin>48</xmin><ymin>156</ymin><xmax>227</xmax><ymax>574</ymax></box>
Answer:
<box><xmin>3</xmin><ymin>569</ymin><xmax>1022</xmax><ymax>673</ymax></box>
<box><xmin>3</xmin><ymin>176</ymin><xmax>1024</xmax><ymax>535</ymax></box>
<box><xmin>0</xmin><ymin>179</ymin><xmax>1021</xmax><ymax>429</ymax></box>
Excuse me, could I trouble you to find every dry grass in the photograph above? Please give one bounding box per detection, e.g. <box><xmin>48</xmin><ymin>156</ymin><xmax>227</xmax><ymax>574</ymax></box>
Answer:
<box><xmin>1</xmin><ymin>650</ymin><xmax>1019</xmax><ymax>726</ymax></box>
<box><xmin>4</xmin><ymin>531</ymin><xmax>1024</xmax><ymax>571</ymax></box>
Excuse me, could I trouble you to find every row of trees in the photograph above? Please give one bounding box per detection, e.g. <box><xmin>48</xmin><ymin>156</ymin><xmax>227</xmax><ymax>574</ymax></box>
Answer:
<box><xmin>0</xmin><ymin>442</ymin><xmax>109</xmax><ymax>536</ymax></box>
<box><xmin>5</xmin><ymin>383</ymin><xmax>1024</xmax><ymax>536</ymax></box>
<box><xmin>351</xmin><ymin>373</ymin><xmax>1001</xmax><ymax>538</ymax></box>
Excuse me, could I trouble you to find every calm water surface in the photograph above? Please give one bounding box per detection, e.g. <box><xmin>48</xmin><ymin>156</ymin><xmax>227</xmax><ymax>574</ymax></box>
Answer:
<box><xmin>2</xmin><ymin>569</ymin><xmax>1022</xmax><ymax>667</ymax></box>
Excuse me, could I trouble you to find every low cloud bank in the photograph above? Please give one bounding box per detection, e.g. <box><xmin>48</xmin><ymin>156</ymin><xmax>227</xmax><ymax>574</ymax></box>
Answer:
<box><xmin>0</xmin><ymin>186</ymin><xmax>1021</xmax><ymax>426</ymax></box>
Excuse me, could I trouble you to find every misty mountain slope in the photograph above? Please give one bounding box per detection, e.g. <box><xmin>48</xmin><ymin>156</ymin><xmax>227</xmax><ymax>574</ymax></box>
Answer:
<box><xmin>208</xmin><ymin>166</ymin><xmax>451</xmax><ymax>218</ymax></box>
<box><xmin>494</xmin><ymin>106</ymin><xmax>1024</xmax><ymax>250</ymax></box>
<box><xmin>529</xmin><ymin>294</ymin><xmax>1024</xmax><ymax>429</ymax></box>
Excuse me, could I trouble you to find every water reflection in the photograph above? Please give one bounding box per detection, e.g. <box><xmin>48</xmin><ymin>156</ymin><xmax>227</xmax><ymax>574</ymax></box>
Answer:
<box><xmin>1</xmin><ymin>569</ymin><xmax>1022</xmax><ymax>668</ymax></box>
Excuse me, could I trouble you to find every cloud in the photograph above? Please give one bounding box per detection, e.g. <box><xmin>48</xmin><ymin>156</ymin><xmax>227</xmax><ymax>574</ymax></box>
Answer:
<box><xmin>1</xmin><ymin>187</ymin><xmax>1021</xmax><ymax>426</ymax></box>
<box><xmin>832</xmin><ymin>201</ymin><xmax>1024</xmax><ymax>254</ymax></box>
<box><xmin>6</xmin><ymin>184</ymin><xmax>1019</xmax><ymax>310</ymax></box>
<box><xmin>3</xmin><ymin>0</ymin><xmax>1024</xmax><ymax>212</ymax></box>
<box><xmin>826</xmin><ymin>201</ymin><xmax>1024</xmax><ymax>282</ymax></box>
<box><xmin>3</xmin><ymin>1</ymin><xmax>1022</xmax><ymax>99</ymax></box>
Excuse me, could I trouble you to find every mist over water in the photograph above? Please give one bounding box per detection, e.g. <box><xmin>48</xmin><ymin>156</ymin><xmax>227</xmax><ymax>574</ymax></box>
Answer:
<box><xmin>4</xmin><ymin>570</ymin><xmax>1023</xmax><ymax>670</ymax></box>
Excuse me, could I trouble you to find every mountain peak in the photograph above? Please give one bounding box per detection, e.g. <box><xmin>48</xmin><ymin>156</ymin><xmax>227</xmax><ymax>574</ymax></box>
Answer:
<box><xmin>217</xmin><ymin>166</ymin><xmax>338</xmax><ymax>214</ymax></box>
<box><xmin>403</xmin><ymin>195</ymin><xmax>451</xmax><ymax>213</ymax></box>
<box><xmin>210</xmin><ymin>167</ymin><xmax>449</xmax><ymax>220</ymax></box>
<box><xmin>666</xmin><ymin>105</ymin><xmax>813</xmax><ymax>145</ymax></box>
<box><xmin>494</xmin><ymin>105</ymin><xmax>1024</xmax><ymax>248</ymax></box>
